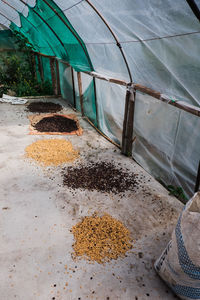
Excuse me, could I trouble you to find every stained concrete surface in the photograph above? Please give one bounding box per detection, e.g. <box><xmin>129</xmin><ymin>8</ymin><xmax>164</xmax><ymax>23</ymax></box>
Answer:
<box><xmin>0</xmin><ymin>99</ymin><xmax>183</xmax><ymax>300</ymax></box>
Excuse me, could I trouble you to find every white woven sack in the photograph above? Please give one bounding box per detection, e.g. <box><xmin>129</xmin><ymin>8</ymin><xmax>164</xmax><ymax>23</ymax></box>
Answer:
<box><xmin>155</xmin><ymin>192</ymin><xmax>200</xmax><ymax>300</ymax></box>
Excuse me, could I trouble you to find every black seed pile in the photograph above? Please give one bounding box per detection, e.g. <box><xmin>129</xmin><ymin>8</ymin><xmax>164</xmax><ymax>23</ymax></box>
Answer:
<box><xmin>63</xmin><ymin>161</ymin><xmax>137</xmax><ymax>193</ymax></box>
<box><xmin>34</xmin><ymin>115</ymin><xmax>78</xmax><ymax>132</ymax></box>
<box><xmin>27</xmin><ymin>102</ymin><xmax>62</xmax><ymax>113</ymax></box>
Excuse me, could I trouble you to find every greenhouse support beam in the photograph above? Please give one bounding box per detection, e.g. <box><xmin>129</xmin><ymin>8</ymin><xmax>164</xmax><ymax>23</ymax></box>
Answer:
<box><xmin>93</xmin><ymin>77</ymin><xmax>99</xmax><ymax>128</ymax></box>
<box><xmin>195</xmin><ymin>161</ymin><xmax>200</xmax><ymax>193</ymax></box>
<box><xmin>186</xmin><ymin>0</ymin><xmax>200</xmax><ymax>22</ymax></box>
<box><xmin>71</xmin><ymin>67</ymin><xmax>76</xmax><ymax>108</ymax></box>
<box><xmin>35</xmin><ymin>54</ymin><xmax>200</xmax><ymax>118</ymax></box>
<box><xmin>134</xmin><ymin>84</ymin><xmax>200</xmax><ymax>117</ymax></box>
<box><xmin>19</xmin><ymin>0</ymin><xmax>69</xmax><ymax>59</ymax></box>
<box><xmin>31</xmin><ymin>53</ymin><xmax>37</xmax><ymax>80</ymax></box>
<box><xmin>1</xmin><ymin>0</ymin><xmax>56</xmax><ymax>56</ymax></box>
<box><xmin>42</xmin><ymin>0</ymin><xmax>93</xmax><ymax>70</ymax></box>
<box><xmin>122</xmin><ymin>84</ymin><xmax>135</xmax><ymax>156</ymax></box>
<box><xmin>50</xmin><ymin>57</ymin><xmax>57</xmax><ymax>95</ymax></box>
<box><xmin>37</xmin><ymin>54</ymin><xmax>44</xmax><ymax>82</ymax></box>
<box><xmin>84</xmin><ymin>71</ymin><xmax>128</xmax><ymax>86</ymax></box>
<box><xmin>77</xmin><ymin>72</ymin><xmax>84</xmax><ymax>116</ymax></box>
<box><xmin>85</xmin><ymin>0</ymin><xmax>132</xmax><ymax>82</ymax></box>
<box><xmin>55</xmin><ymin>60</ymin><xmax>61</xmax><ymax>95</ymax></box>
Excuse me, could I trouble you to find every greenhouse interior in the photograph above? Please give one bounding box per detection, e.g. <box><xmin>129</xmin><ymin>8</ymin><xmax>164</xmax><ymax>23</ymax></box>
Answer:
<box><xmin>0</xmin><ymin>1</ymin><xmax>200</xmax><ymax>299</ymax></box>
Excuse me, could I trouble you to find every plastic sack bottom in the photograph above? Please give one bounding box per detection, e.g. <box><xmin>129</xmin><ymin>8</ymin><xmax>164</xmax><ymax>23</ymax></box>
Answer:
<box><xmin>155</xmin><ymin>192</ymin><xmax>200</xmax><ymax>300</ymax></box>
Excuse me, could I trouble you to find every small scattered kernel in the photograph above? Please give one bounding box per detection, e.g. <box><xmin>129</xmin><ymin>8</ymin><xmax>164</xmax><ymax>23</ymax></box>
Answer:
<box><xmin>71</xmin><ymin>213</ymin><xmax>133</xmax><ymax>264</ymax></box>
<box><xmin>25</xmin><ymin>139</ymin><xmax>79</xmax><ymax>166</ymax></box>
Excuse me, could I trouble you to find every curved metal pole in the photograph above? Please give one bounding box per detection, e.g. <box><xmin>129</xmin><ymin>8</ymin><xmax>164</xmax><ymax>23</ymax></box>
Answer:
<box><xmin>85</xmin><ymin>0</ymin><xmax>132</xmax><ymax>82</ymax></box>
<box><xmin>19</xmin><ymin>0</ymin><xmax>69</xmax><ymax>59</ymax></box>
<box><xmin>42</xmin><ymin>0</ymin><xmax>93</xmax><ymax>70</ymax></box>
<box><xmin>1</xmin><ymin>0</ymin><xmax>56</xmax><ymax>56</ymax></box>
<box><xmin>0</xmin><ymin>10</ymin><xmax>12</xmax><ymax>23</ymax></box>
<box><xmin>185</xmin><ymin>0</ymin><xmax>200</xmax><ymax>22</ymax></box>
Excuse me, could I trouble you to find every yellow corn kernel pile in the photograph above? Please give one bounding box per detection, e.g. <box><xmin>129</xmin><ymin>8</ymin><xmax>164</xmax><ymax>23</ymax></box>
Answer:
<box><xmin>72</xmin><ymin>213</ymin><xmax>133</xmax><ymax>264</ymax></box>
<box><xmin>25</xmin><ymin>139</ymin><xmax>79</xmax><ymax>166</ymax></box>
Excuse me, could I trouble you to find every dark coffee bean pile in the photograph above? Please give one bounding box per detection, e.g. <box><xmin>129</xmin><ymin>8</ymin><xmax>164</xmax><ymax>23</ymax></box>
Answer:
<box><xmin>63</xmin><ymin>161</ymin><xmax>137</xmax><ymax>194</ymax></box>
<box><xmin>27</xmin><ymin>102</ymin><xmax>62</xmax><ymax>113</ymax></box>
<box><xmin>34</xmin><ymin>115</ymin><xmax>78</xmax><ymax>132</ymax></box>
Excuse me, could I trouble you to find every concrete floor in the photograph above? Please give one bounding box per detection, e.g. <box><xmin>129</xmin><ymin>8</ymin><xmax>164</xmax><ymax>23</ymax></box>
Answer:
<box><xmin>0</xmin><ymin>98</ymin><xmax>183</xmax><ymax>300</ymax></box>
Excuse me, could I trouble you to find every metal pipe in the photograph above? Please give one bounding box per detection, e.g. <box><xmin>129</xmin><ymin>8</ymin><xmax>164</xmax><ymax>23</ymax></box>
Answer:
<box><xmin>42</xmin><ymin>0</ymin><xmax>93</xmax><ymax>71</ymax></box>
<box><xmin>71</xmin><ymin>67</ymin><xmax>76</xmax><ymax>108</ymax></box>
<box><xmin>93</xmin><ymin>77</ymin><xmax>99</xmax><ymax>128</ymax></box>
<box><xmin>0</xmin><ymin>10</ymin><xmax>12</xmax><ymax>22</ymax></box>
<box><xmin>1</xmin><ymin>0</ymin><xmax>57</xmax><ymax>56</ymax></box>
<box><xmin>85</xmin><ymin>0</ymin><xmax>132</xmax><ymax>82</ymax></box>
<box><xmin>186</xmin><ymin>0</ymin><xmax>200</xmax><ymax>22</ymax></box>
<box><xmin>19</xmin><ymin>0</ymin><xmax>69</xmax><ymax>59</ymax></box>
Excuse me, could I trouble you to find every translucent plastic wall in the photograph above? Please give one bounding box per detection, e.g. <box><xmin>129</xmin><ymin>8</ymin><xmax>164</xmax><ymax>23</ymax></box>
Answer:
<box><xmin>132</xmin><ymin>92</ymin><xmax>200</xmax><ymax>197</ymax></box>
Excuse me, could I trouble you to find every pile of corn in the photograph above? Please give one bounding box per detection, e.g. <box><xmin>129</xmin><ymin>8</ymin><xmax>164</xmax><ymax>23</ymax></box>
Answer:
<box><xmin>72</xmin><ymin>213</ymin><xmax>133</xmax><ymax>264</ymax></box>
<box><xmin>25</xmin><ymin>139</ymin><xmax>79</xmax><ymax>166</ymax></box>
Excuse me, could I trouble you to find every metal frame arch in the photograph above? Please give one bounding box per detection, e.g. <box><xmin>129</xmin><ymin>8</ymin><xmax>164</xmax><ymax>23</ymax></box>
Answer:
<box><xmin>42</xmin><ymin>0</ymin><xmax>94</xmax><ymax>71</ymax></box>
<box><xmin>1</xmin><ymin>0</ymin><xmax>56</xmax><ymax>55</ymax></box>
<box><xmin>19</xmin><ymin>0</ymin><xmax>70</xmax><ymax>59</ymax></box>
<box><xmin>185</xmin><ymin>0</ymin><xmax>200</xmax><ymax>22</ymax></box>
<box><xmin>84</xmin><ymin>0</ymin><xmax>133</xmax><ymax>82</ymax></box>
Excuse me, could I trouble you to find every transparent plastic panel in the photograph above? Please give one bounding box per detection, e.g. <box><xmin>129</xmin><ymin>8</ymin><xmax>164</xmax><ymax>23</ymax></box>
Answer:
<box><xmin>81</xmin><ymin>73</ymin><xmax>97</xmax><ymax>126</ymax></box>
<box><xmin>91</xmin><ymin>0</ymin><xmax>200</xmax><ymax>41</ymax></box>
<box><xmin>132</xmin><ymin>91</ymin><xmax>200</xmax><ymax>197</ymax></box>
<box><xmin>5</xmin><ymin>0</ymin><xmax>29</xmax><ymax>16</ymax></box>
<box><xmin>95</xmin><ymin>80</ymin><xmax>126</xmax><ymax>144</ymax></box>
<box><xmin>64</xmin><ymin>1</ymin><xmax>129</xmax><ymax>80</ymax></box>
<box><xmin>124</xmin><ymin>33</ymin><xmax>200</xmax><ymax>106</ymax></box>
<box><xmin>0</xmin><ymin>16</ymin><xmax>10</xmax><ymax>29</ymax></box>
<box><xmin>59</xmin><ymin>62</ymin><xmax>74</xmax><ymax>106</ymax></box>
<box><xmin>54</xmin><ymin>0</ymin><xmax>83</xmax><ymax>11</ymax></box>
<box><xmin>0</xmin><ymin>2</ymin><xmax>21</xmax><ymax>26</ymax></box>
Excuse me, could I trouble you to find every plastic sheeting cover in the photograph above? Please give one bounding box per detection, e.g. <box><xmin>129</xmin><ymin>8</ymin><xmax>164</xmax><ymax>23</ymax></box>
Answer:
<box><xmin>132</xmin><ymin>92</ymin><xmax>200</xmax><ymax>197</ymax></box>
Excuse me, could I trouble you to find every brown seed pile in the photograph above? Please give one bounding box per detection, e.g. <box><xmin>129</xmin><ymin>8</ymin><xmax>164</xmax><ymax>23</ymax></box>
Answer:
<box><xmin>27</xmin><ymin>102</ymin><xmax>62</xmax><ymax>113</ymax></box>
<box><xmin>34</xmin><ymin>115</ymin><xmax>78</xmax><ymax>133</ymax></box>
<box><xmin>25</xmin><ymin>139</ymin><xmax>79</xmax><ymax>166</ymax></box>
<box><xmin>72</xmin><ymin>213</ymin><xmax>133</xmax><ymax>264</ymax></box>
<box><xmin>63</xmin><ymin>161</ymin><xmax>137</xmax><ymax>194</ymax></box>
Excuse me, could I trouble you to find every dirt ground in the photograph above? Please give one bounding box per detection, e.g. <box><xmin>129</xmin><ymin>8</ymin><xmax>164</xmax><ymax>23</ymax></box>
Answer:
<box><xmin>0</xmin><ymin>98</ymin><xmax>183</xmax><ymax>300</ymax></box>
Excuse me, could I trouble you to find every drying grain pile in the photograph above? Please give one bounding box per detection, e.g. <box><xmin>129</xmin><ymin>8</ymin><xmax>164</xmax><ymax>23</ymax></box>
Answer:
<box><xmin>25</xmin><ymin>139</ymin><xmax>79</xmax><ymax>166</ymax></box>
<box><xmin>72</xmin><ymin>213</ymin><xmax>133</xmax><ymax>264</ymax></box>
<box><xmin>27</xmin><ymin>102</ymin><xmax>62</xmax><ymax>113</ymax></box>
<box><xmin>63</xmin><ymin>161</ymin><xmax>137</xmax><ymax>193</ymax></box>
<box><xmin>34</xmin><ymin>115</ymin><xmax>78</xmax><ymax>132</ymax></box>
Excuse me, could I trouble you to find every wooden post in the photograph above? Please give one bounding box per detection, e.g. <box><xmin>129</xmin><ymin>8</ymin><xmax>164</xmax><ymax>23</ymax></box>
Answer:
<box><xmin>55</xmin><ymin>59</ymin><xmax>61</xmax><ymax>95</ymax></box>
<box><xmin>37</xmin><ymin>54</ymin><xmax>44</xmax><ymax>82</ymax></box>
<box><xmin>71</xmin><ymin>67</ymin><xmax>76</xmax><ymax>109</ymax></box>
<box><xmin>77</xmin><ymin>72</ymin><xmax>84</xmax><ymax>116</ymax></box>
<box><xmin>122</xmin><ymin>84</ymin><xmax>135</xmax><ymax>156</ymax></box>
<box><xmin>31</xmin><ymin>53</ymin><xmax>37</xmax><ymax>80</ymax></box>
<box><xmin>50</xmin><ymin>57</ymin><xmax>57</xmax><ymax>95</ymax></box>
<box><xmin>195</xmin><ymin>160</ymin><xmax>200</xmax><ymax>193</ymax></box>
<box><xmin>93</xmin><ymin>77</ymin><xmax>99</xmax><ymax>128</ymax></box>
